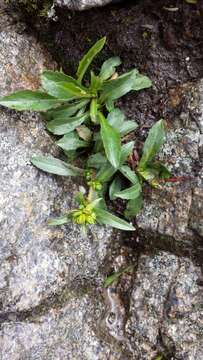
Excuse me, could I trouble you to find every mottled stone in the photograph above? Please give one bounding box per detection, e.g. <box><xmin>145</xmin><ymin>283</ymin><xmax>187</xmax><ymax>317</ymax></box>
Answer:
<box><xmin>124</xmin><ymin>252</ymin><xmax>203</xmax><ymax>360</ymax></box>
<box><xmin>54</xmin><ymin>0</ymin><xmax>112</xmax><ymax>10</ymax></box>
<box><xmin>0</xmin><ymin>9</ymin><xmax>55</xmax><ymax>97</ymax></box>
<box><xmin>0</xmin><ymin>109</ymin><xmax>115</xmax><ymax>313</ymax></box>
<box><xmin>136</xmin><ymin>81</ymin><xmax>203</xmax><ymax>252</ymax></box>
<box><xmin>0</xmin><ymin>294</ymin><xmax>120</xmax><ymax>360</ymax></box>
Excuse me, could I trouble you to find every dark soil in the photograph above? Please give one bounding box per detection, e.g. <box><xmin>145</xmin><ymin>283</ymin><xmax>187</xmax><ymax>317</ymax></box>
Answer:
<box><xmin>35</xmin><ymin>0</ymin><xmax>203</xmax><ymax>132</ymax></box>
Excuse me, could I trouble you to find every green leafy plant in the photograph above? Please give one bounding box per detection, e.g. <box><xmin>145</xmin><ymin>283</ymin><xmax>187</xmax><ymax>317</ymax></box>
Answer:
<box><xmin>0</xmin><ymin>37</ymin><xmax>170</xmax><ymax>231</ymax></box>
<box><xmin>103</xmin><ymin>265</ymin><xmax>134</xmax><ymax>288</ymax></box>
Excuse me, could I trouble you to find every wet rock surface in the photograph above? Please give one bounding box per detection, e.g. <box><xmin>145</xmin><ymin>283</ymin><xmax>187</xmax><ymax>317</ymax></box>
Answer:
<box><xmin>0</xmin><ymin>1</ymin><xmax>203</xmax><ymax>359</ymax></box>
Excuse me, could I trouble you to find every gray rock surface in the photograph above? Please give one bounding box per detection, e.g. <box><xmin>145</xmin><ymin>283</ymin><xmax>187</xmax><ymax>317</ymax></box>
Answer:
<box><xmin>125</xmin><ymin>252</ymin><xmax>203</xmax><ymax>360</ymax></box>
<box><xmin>54</xmin><ymin>0</ymin><xmax>112</xmax><ymax>10</ymax></box>
<box><xmin>0</xmin><ymin>5</ymin><xmax>203</xmax><ymax>360</ymax></box>
<box><xmin>136</xmin><ymin>81</ymin><xmax>203</xmax><ymax>255</ymax></box>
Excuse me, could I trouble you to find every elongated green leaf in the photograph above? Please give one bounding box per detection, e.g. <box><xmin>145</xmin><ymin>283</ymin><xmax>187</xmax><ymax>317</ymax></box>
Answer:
<box><xmin>100</xmin><ymin>69</ymin><xmax>138</xmax><ymax>102</ymax></box>
<box><xmin>138</xmin><ymin>164</ymin><xmax>171</xmax><ymax>187</ymax></box>
<box><xmin>100</xmin><ymin>56</ymin><xmax>122</xmax><ymax>80</ymax></box>
<box><xmin>41</xmin><ymin>70</ymin><xmax>82</xmax><ymax>99</ymax></box>
<box><xmin>119</xmin><ymin>165</ymin><xmax>140</xmax><ymax>185</ymax></box>
<box><xmin>43</xmin><ymin>81</ymin><xmax>91</xmax><ymax>100</ymax></box>
<box><xmin>107</xmin><ymin>109</ymin><xmax>137</xmax><ymax>136</ymax></box>
<box><xmin>77</xmin><ymin>37</ymin><xmax>106</xmax><ymax>83</ymax></box>
<box><xmin>139</xmin><ymin>119</ymin><xmax>166</xmax><ymax>168</ymax></box>
<box><xmin>103</xmin><ymin>265</ymin><xmax>133</xmax><ymax>288</ymax></box>
<box><xmin>31</xmin><ymin>156</ymin><xmax>83</xmax><ymax>176</ymax></box>
<box><xmin>120</xmin><ymin>142</ymin><xmax>134</xmax><ymax>164</ymax></box>
<box><xmin>90</xmin><ymin>98</ymin><xmax>98</xmax><ymax>123</ymax></box>
<box><xmin>56</xmin><ymin>132</ymin><xmax>88</xmax><ymax>151</ymax></box>
<box><xmin>95</xmin><ymin>207</ymin><xmax>135</xmax><ymax>231</ymax></box>
<box><xmin>41</xmin><ymin>70</ymin><xmax>77</xmax><ymax>84</ymax></box>
<box><xmin>0</xmin><ymin>91</ymin><xmax>61</xmax><ymax>111</ymax></box>
<box><xmin>97</xmin><ymin>163</ymin><xmax>116</xmax><ymax>182</ymax></box>
<box><xmin>119</xmin><ymin>120</ymin><xmax>138</xmax><ymax>136</ymax></box>
<box><xmin>138</xmin><ymin>167</ymin><xmax>156</xmax><ymax>182</ymax></box>
<box><xmin>64</xmin><ymin>150</ymin><xmax>77</xmax><ymax>161</ymax></box>
<box><xmin>124</xmin><ymin>194</ymin><xmax>143</xmax><ymax>219</ymax></box>
<box><xmin>87</xmin><ymin>153</ymin><xmax>107</xmax><ymax>169</ymax></box>
<box><xmin>90</xmin><ymin>71</ymin><xmax>102</xmax><ymax>91</ymax></box>
<box><xmin>99</xmin><ymin>112</ymin><xmax>121</xmax><ymax>169</ymax></box>
<box><xmin>150</xmin><ymin>163</ymin><xmax>171</xmax><ymax>179</ymax></box>
<box><xmin>185</xmin><ymin>0</ymin><xmax>197</xmax><ymax>3</ymax></box>
<box><xmin>46</xmin><ymin>99</ymin><xmax>89</xmax><ymax>120</ymax></box>
<box><xmin>48</xmin><ymin>215</ymin><xmax>69</xmax><ymax>226</ymax></box>
<box><xmin>114</xmin><ymin>183</ymin><xmax>141</xmax><ymax>200</ymax></box>
<box><xmin>46</xmin><ymin>112</ymin><xmax>89</xmax><ymax>135</ymax></box>
<box><xmin>105</xmin><ymin>99</ymin><xmax>115</xmax><ymax>112</ymax></box>
<box><xmin>109</xmin><ymin>177</ymin><xmax>122</xmax><ymax>200</ymax></box>
<box><xmin>132</xmin><ymin>73</ymin><xmax>152</xmax><ymax>91</ymax></box>
<box><xmin>107</xmin><ymin>108</ymin><xmax>125</xmax><ymax>128</ymax></box>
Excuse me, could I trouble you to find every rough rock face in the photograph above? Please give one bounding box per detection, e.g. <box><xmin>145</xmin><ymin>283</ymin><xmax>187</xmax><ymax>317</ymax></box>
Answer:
<box><xmin>125</xmin><ymin>252</ymin><xmax>203</xmax><ymax>360</ymax></box>
<box><xmin>0</xmin><ymin>8</ymin><xmax>56</xmax><ymax>97</ymax></box>
<box><xmin>0</xmin><ymin>4</ymin><xmax>203</xmax><ymax>360</ymax></box>
<box><xmin>54</xmin><ymin>0</ymin><xmax>113</xmax><ymax>10</ymax></box>
<box><xmin>136</xmin><ymin>81</ymin><xmax>203</xmax><ymax>257</ymax></box>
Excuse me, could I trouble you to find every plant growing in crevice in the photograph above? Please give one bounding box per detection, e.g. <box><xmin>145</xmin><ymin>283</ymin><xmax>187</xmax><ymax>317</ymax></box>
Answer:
<box><xmin>0</xmin><ymin>37</ymin><xmax>171</xmax><ymax>231</ymax></box>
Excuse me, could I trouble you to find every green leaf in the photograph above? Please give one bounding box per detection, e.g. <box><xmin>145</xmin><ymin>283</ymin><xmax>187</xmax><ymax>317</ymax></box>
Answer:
<box><xmin>46</xmin><ymin>99</ymin><xmax>89</xmax><ymax>120</ymax></box>
<box><xmin>185</xmin><ymin>0</ymin><xmax>197</xmax><ymax>3</ymax></box>
<box><xmin>124</xmin><ymin>194</ymin><xmax>143</xmax><ymax>219</ymax></box>
<box><xmin>97</xmin><ymin>162</ymin><xmax>116</xmax><ymax>182</ymax></box>
<box><xmin>105</xmin><ymin>99</ymin><xmax>115</xmax><ymax>112</ymax></box>
<box><xmin>120</xmin><ymin>165</ymin><xmax>139</xmax><ymax>185</ymax></box>
<box><xmin>114</xmin><ymin>183</ymin><xmax>141</xmax><ymax>200</ymax></box>
<box><xmin>90</xmin><ymin>98</ymin><xmax>98</xmax><ymax>123</ymax></box>
<box><xmin>120</xmin><ymin>141</ymin><xmax>134</xmax><ymax>164</ymax></box>
<box><xmin>76</xmin><ymin>37</ymin><xmax>106</xmax><ymax>83</ymax></box>
<box><xmin>109</xmin><ymin>177</ymin><xmax>122</xmax><ymax>200</ymax></box>
<box><xmin>43</xmin><ymin>81</ymin><xmax>92</xmax><ymax>99</ymax></box>
<box><xmin>74</xmin><ymin>191</ymin><xmax>86</xmax><ymax>205</ymax></box>
<box><xmin>46</xmin><ymin>112</ymin><xmax>89</xmax><ymax>135</ymax></box>
<box><xmin>138</xmin><ymin>163</ymin><xmax>171</xmax><ymax>187</ymax></box>
<box><xmin>41</xmin><ymin>70</ymin><xmax>86</xmax><ymax>99</ymax></box>
<box><xmin>107</xmin><ymin>109</ymin><xmax>137</xmax><ymax>136</ymax></box>
<box><xmin>76</xmin><ymin>125</ymin><xmax>92</xmax><ymax>141</ymax></box>
<box><xmin>87</xmin><ymin>153</ymin><xmax>107</xmax><ymax>169</ymax></box>
<box><xmin>31</xmin><ymin>156</ymin><xmax>83</xmax><ymax>176</ymax></box>
<box><xmin>132</xmin><ymin>73</ymin><xmax>152</xmax><ymax>91</ymax></box>
<box><xmin>119</xmin><ymin>120</ymin><xmax>138</xmax><ymax>136</ymax></box>
<box><xmin>0</xmin><ymin>90</ymin><xmax>61</xmax><ymax>111</ymax></box>
<box><xmin>90</xmin><ymin>71</ymin><xmax>102</xmax><ymax>91</ymax></box>
<box><xmin>150</xmin><ymin>163</ymin><xmax>171</xmax><ymax>179</ymax></box>
<box><xmin>100</xmin><ymin>69</ymin><xmax>138</xmax><ymax>102</ymax></box>
<box><xmin>99</xmin><ymin>112</ymin><xmax>121</xmax><ymax>169</ymax></box>
<box><xmin>48</xmin><ymin>215</ymin><xmax>69</xmax><ymax>226</ymax></box>
<box><xmin>94</xmin><ymin>207</ymin><xmax>135</xmax><ymax>231</ymax></box>
<box><xmin>56</xmin><ymin>132</ymin><xmax>88</xmax><ymax>151</ymax></box>
<box><xmin>107</xmin><ymin>108</ymin><xmax>125</xmax><ymax>128</ymax></box>
<box><xmin>154</xmin><ymin>356</ymin><xmax>163</xmax><ymax>360</ymax></box>
<box><xmin>64</xmin><ymin>150</ymin><xmax>77</xmax><ymax>161</ymax></box>
<box><xmin>99</xmin><ymin>56</ymin><xmax>122</xmax><ymax>80</ymax></box>
<box><xmin>103</xmin><ymin>265</ymin><xmax>134</xmax><ymax>288</ymax></box>
<box><xmin>139</xmin><ymin>119</ymin><xmax>166</xmax><ymax>169</ymax></box>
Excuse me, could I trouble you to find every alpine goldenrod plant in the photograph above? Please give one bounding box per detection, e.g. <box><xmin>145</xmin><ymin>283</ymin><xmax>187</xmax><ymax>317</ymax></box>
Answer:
<box><xmin>0</xmin><ymin>37</ymin><xmax>171</xmax><ymax>231</ymax></box>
